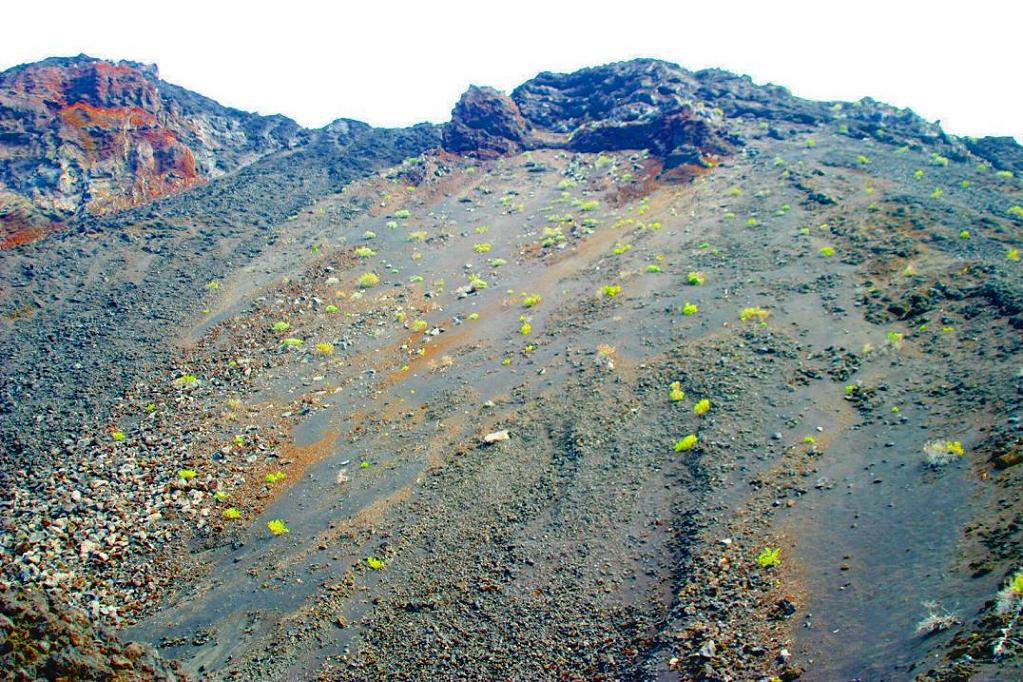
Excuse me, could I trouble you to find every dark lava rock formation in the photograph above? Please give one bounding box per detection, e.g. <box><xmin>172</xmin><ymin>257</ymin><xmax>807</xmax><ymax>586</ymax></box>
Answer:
<box><xmin>444</xmin><ymin>59</ymin><xmax>738</xmax><ymax>168</ymax></box>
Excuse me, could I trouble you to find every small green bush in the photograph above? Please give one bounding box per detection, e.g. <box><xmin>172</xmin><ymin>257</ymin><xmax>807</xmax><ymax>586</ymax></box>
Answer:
<box><xmin>357</xmin><ymin>273</ymin><xmax>380</xmax><ymax>288</ymax></box>
<box><xmin>267</xmin><ymin>519</ymin><xmax>290</xmax><ymax>535</ymax></box>
<box><xmin>756</xmin><ymin>547</ymin><xmax>781</xmax><ymax>568</ymax></box>
<box><xmin>674</xmin><ymin>434</ymin><xmax>698</xmax><ymax>452</ymax></box>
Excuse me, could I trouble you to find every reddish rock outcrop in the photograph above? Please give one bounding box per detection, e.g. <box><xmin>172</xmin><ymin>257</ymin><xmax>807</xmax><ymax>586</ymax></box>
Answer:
<box><xmin>0</xmin><ymin>55</ymin><xmax>301</xmax><ymax>233</ymax></box>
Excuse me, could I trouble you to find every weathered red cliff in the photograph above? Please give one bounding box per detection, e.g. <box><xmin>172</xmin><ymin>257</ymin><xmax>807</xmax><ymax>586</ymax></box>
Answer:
<box><xmin>0</xmin><ymin>55</ymin><xmax>302</xmax><ymax>245</ymax></box>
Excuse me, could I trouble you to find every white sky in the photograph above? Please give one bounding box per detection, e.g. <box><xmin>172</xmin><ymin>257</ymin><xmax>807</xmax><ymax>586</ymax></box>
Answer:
<box><xmin>3</xmin><ymin>1</ymin><xmax>1020</xmax><ymax>142</ymax></box>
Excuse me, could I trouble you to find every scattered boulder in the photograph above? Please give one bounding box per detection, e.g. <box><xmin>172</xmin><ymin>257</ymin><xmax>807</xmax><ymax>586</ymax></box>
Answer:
<box><xmin>483</xmin><ymin>430</ymin><xmax>510</xmax><ymax>444</ymax></box>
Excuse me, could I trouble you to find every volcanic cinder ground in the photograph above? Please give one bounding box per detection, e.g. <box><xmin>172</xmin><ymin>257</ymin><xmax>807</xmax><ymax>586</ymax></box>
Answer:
<box><xmin>1</xmin><ymin>57</ymin><xmax>1022</xmax><ymax>682</ymax></box>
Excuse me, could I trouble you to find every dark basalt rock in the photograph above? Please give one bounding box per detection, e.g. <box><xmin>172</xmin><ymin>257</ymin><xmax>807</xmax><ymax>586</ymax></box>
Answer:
<box><xmin>442</xmin><ymin>86</ymin><xmax>532</xmax><ymax>158</ymax></box>
<box><xmin>444</xmin><ymin>59</ymin><xmax>738</xmax><ymax>166</ymax></box>
<box><xmin>963</xmin><ymin>135</ymin><xmax>1023</xmax><ymax>173</ymax></box>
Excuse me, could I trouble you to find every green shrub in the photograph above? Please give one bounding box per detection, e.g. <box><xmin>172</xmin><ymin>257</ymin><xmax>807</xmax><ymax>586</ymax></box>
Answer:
<box><xmin>756</xmin><ymin>547</ymin><xmax>781</xmax><ymax>568</ymax></box>
<box><xmin>357</xmin><ymin>273</ymin><xmax>380</xmax><ymax>288</ymax></box>
<box><xmin>674</xmin><ymin>434</ymin><xmax>698</xmax><ymax>452</ymax></box>
<box><xmin>739</xmin><ymin>307</ymin><xmax>770</xmax><ymax>322</ymax></box>
<box><xmin>267</xmin><ymin>519</ymin><xmax>290</xmax><ymax>535</ymax></box>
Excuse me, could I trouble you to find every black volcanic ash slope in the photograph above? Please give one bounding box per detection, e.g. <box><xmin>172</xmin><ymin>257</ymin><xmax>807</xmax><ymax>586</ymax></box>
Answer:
<box><xmin>0</xmin><ymin>58</ymin><xmax>1022</xmax><ymax>682</ymax></box>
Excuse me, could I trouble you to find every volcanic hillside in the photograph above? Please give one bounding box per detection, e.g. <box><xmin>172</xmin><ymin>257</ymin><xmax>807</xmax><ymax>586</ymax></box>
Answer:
<box><xmin>1</xmin><ymin>57</ymin><xmax>1022</xmax><ymax>682</ymax></box>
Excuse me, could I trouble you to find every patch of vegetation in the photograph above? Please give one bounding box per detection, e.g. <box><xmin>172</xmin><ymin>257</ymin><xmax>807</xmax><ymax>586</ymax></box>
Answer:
<box><xmin>315</xmin><ymin>342</ymin><xmax>334</xmax><ymax>354</ymax></box>
<box><xmin>272</xmin><ymin>321</ymin><xmax>290</xmax><ymax>332</ymax></box>
<box><xmin>669</xmin><ymin>382</ymin><xmax>686</xmax><ymax>402</ymax></box>
<box><xmin>645</xmin><ymin>264</ymin><xmax>662</xmax><ymax>273</ymax></box>
<box><xmin>282</xmin><ymin>337</ymin><xmax>304</xmax><ymax>347</ymax></box>
<box><xmin>174</xmin><ymin>374</ymin><xmax>198</xmax><ymax>387</ymax></box>
<box><xmin>674</xmin><ymin>434</ymin><xmax>698</xmax><ymax>452</ymax></box>
<box><xmin>693</xmin><ymin>399</ymin><xmax>711</xmax><ymax>415</ymax></box>
<box><xmin>915</xmin><ymin>600</ymin><xmax>958</xmax><ymax>635</ymax></box>
<box><xmin>265</xmin><ymin>471</ymin><xmax>286</xmax><ymax>484</ymax></box>
<box><xmin>393</xmin><ymin>209</ymin><xmax>411</xmax><ymax>219</ymax></box>
<box><xmin>687</xmin><ymin>271</ymin><xmax>706</xmax><ymax>285</ymax></box>
<box><xmin>206</xmin><ymin>279</ymin><xmax>221</xmax><ymax>291</ymax></box>
<box><xmin>756</xmin><ymin>547</ymin><xmax>781</xmax><ymax>568</ymax></box>
<box><xmin>366</xmin><ymin>556</ymin><xmax>386</xmax><ymax>570</ymax></box>
<box><xmin>111</xmin><ymin>431</ymin><xmax>126</xmax><ymax>442</ymax></box>
<box><xmin>473</xmin><ymin>242</ymin><xmax>493</xmax><ymax>253</ymax></box>
<box><xmin>325</xmin><ymin>304</ymin><xmax>339</xmax><ymax>313</ymax></box>
<box><xmin>682</xmin><ymin>302</ymin><xmax>699</xmax><ymax>316</ymax></box>
<box><xmin>1007</xmin><ymin>205</ymin><xmax>1023</xmax><ymax>219</ymax></box>
<box><xmin>223</xmin><ymin>508</ymin><xmax>241</xmax><ymax>520</ymax></box>
<box><xmin>267</xmin><ymin>519</ymin><xmax>290</xmax><ymax>535</ymax></box>
<box><xmin>819</xmin><ymin>246</ymin><xmax>835</xmax><ymax>256</ymax></box>
<box><xmin>354</xmin><ymin>246</ymin><xmax>376</xmax><ymax>258</ymax></box>
<box><xmin>923</xmin><ymin>439</ymin><xmax>965</xmax><ymax>467</ymax></box>
<box><xmin>612</xmin><ymin>242</ymin><xmax>632</xmax><ymax>255</ymax></box>
<box><xmin>930</xmin><ymin>187</ymin><xmax>944</xmax><ymax>199</ymax></box>
<box><xmin>357</xmin><ymin>272</ymin><xmax>380</xmax><ymax>288</ymax></box>
<box><xmin>1008</xmin><ymin>248</ymin><xmax>1020</xmax><ymax>262</ymax></box>
<box><xmin>178</xmin><ymin>469</ymin><xmax>198</xmax><ymax>480</ymax></box>
<box><xmin>489</xmin><ymin>258</ymin><xmax>507</xmax><ymax>267</ymax></box>
<box><xmin>739</xmin><ymin>307</ymin><xmax>770</xmax><ymax>322</ymax></box>
<box><xmin>600</xmin><ymin>284</ymin><xmax>622</xmax><ymax>298</ymax></box>
<box><xmin>410</xmin><ymin>320</ymin><xmax>428</xmax><ymax>332</ymax></box>
<box><xmin>519</xmin><ymin>321</ymin><xmax>532</xmax><ymax>335</ymax></box>
<box><xmin>928</xmin><ymin>153</ymin><xmax>950</xmax><ymax>166</ymax></box>
<box><xmin>522</xmin><ymin>294</ymin><xmax>542</xmax><ymax>308</ymax></box>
